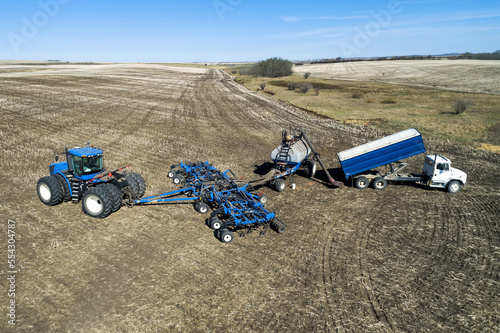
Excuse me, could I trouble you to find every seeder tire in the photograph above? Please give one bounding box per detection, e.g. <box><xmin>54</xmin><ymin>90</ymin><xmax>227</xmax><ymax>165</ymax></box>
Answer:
<box><xmin>37</xmin><ymin>176</ymin><xmax>64</xmax><ymax>206</ymax></box>
<box><xmin>196</xmin><ymin>202</ymin><xmax>209</xmax><ymax>214</ymax></box>
<box><xmin>219</xmin><ymin>229</ymin><xmax>234</xmax><ymax>243</ymax></box>
<box><xmin>209</xmin><ymin>217</ymin><xmax>222</xmax><ymax>230</ymax></box>
<box><xmin>274</xmin><ymin>178</ymin><xmax>286</xmax><ymax>192</ymax></box>
<box><xmin>271</xmin><ymin>220</ymin><xmax>286</xmax><ymax>234</ymax></box>
<box><xmin>82</xmin><ymin>187</ymin><xmax>112</xmax><ymax>218</ymax></box>
<box><xmin>259</xmin><ymin>194</ymin><xmax>268</xmax><ymax>204</ymax></box>
<box><xmin>173</xmin><ymin>174</ymin><xmax>185</xmax><ymax>185</ymax></box>
<box><xmin>127</xmin><ymin>172</ymin><xmax>146</xmax><ymax>197</ymax></box>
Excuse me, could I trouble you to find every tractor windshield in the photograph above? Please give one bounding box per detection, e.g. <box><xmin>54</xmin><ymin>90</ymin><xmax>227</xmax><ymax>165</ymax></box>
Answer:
<box><xmin>82</xmin><ymin>155</ymin><xmax>103</xmax><ymax>174</ymax></box>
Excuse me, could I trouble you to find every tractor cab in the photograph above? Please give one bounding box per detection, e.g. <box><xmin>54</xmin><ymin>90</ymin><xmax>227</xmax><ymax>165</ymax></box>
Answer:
<box><xmin>49</xmin><ymin>144</ymin><xmax>104</xmax><ymax>181</ymax></box>
<box><xmin>67</xmin><ymin>147</ymin><xmax>104</xmax><ymax>180</ymax></box>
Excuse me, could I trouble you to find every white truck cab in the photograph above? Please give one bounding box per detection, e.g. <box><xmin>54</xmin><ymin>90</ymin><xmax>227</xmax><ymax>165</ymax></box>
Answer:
<box><xmin>422</xmin><ymin>154</ymin><xmax>467</xmax><ymax>193</ymax></box>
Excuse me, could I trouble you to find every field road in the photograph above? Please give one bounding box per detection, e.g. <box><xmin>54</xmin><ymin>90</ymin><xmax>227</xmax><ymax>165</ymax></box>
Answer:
<box><xmin>0</xmin><ymin>64</ymin><xmax>499</xmax><ymax>332</ymax></box>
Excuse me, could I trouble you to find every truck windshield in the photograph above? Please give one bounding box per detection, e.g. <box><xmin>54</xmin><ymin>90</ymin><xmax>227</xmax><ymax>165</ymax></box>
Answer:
<box><xmin>82</xmin><ymin>155</ymin><xmax>103</xmax><ymax>174</ymax></box>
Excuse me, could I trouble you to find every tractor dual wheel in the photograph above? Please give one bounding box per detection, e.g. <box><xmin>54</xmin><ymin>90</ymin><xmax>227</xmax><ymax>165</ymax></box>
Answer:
<box><xmin>37</xmin><ymin>176</ymin><xmax>64</xmax><ymax>206</ymax></box>
<box><xmin>82</xmin><ymin>187</ymin><xmax>113</xmax><ymax>218</ymax></box>
<box><xmin>372</xmin><ymin>177</ymin><xmax>388</xmax><ymax>190</ymax></box>
<box><xmin>126</xmin><ymin>172</ymin><xmax>146</xmax><ymax>198</ymax></box>
<box><xmin>98</xmin><ymin>183</ymin><xmax>122</xmax><ymax>212</ymax></box>
<box><xmin>54</xmin><ymin>173</ymin><xmax>72</xmax><ymax>202</ymax></box>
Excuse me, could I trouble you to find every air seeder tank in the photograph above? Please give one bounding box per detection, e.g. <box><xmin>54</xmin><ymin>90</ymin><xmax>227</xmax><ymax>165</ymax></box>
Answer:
<box><xmin>271</xmin><ymin>137</ymin><xmax>311</xmax><ymax>164</ymax></box>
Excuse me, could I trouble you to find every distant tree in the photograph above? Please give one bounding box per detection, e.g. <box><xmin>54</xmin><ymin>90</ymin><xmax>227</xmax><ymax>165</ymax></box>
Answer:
<box><xmin>246</xmin><ymin>57</ymin><xmax>293</xmax><ymax>77</ymax></box>
<box><xmin>304</xmin><ymin>72</ymin><xmax>311</xmax><ymax>79</ymax></box>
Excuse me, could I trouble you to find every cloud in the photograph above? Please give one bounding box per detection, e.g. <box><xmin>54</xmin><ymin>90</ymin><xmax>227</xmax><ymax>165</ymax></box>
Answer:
<box><xmin>280</xmin><ymin>15</ymin><xmax>369</xmax><ymax>22</ymax></box>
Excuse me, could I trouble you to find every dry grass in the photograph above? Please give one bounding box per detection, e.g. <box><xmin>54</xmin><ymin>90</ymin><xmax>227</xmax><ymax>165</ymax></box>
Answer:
<box><xmin>232</xmin><ymin>72</ymin><xmax>500</xmax><ymax>148</ymax></box>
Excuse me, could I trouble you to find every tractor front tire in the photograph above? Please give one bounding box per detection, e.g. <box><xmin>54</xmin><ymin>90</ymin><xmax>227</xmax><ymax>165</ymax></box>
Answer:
<box><xmin>82</xmin><ymin>187</ymin><xmax>112</xmax><ymax>218</ymax></box>
<box><xmin>37</xmin><ymin>176</ymin><xmax>64</xmax><ymax>206</ymax></box>
<box><xmin>54</xmin><ymin>173</ymin><xmax>72</xmax><ymax>202</ymax></box>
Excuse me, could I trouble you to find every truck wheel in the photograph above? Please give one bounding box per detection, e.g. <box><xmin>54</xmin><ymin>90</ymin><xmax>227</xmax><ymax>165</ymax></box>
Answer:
<box><xmin>372</xmin><ymin>177</ymin><xmax>388</xmax><ymax>190</ymax></box>
<box><xmin>447</xmin><ymin>180</ymin><xmax>462</xmax><ymax>193</ymax></box>
<box><xmin>127</xmin><ymin>172</ymin><xmax>146</xmax><ymax>197</ymax></box>
<box><xmin>99</xmin><ymin>183</ymin><xmax>122</xmax><ymax>212</ymax></box>
<box><xmin>354</xmin><ymin>176</ymin><xmax>369</xmax><ymax>189</ymax></box>
<box><xmin>274</xmin><ymin>178</ymin><xmax>286</xmax><ymax>192</ymax></box>
<box><xmin>219</xmin><ymin>229</ymin><xmax>234</xmax><ymax>243</ymax></box>
<box><xmin>37</xmin><ymin>176</ymin><xmax>64</xmax><ymax>206</ymax></box>
<box><xmin>82</xmin><ymin>187</ymin><xmax>112</xmax><ymax>218</ymax></box>
<box><xmin>54</xmin><ymin>173</ymin><xmax>72</xmax><ymax>202</ymax></box>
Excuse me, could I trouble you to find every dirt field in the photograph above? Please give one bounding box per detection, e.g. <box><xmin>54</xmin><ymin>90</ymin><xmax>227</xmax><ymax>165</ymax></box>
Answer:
<box><xmin>293</xmin><ymin>60</ymin><xmax>500</xmax><ymax>95</ymax></box>
<box><xmin>0</xmin><ymin>64</ymin><xmax>499</xmax><ymax>332</ymax></box>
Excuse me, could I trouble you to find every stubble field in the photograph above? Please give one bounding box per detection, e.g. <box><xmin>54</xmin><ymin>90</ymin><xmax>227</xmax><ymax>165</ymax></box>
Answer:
<box><xmin>0</xmin><ymin>63</ymin><xmax>499</xmax><ymax>332</ymax></box>
<box><xmin>293</xmin><ymin>59</ymin><xmax>500</xmax><ymax>95</ymax></box>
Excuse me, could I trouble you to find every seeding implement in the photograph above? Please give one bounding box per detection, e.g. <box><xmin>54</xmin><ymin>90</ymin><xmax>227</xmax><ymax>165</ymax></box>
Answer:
<box><xmin>248</xmin><ymin>127</ymin><xmax>343</xmax><ymax>192</ymax></box>
<box><xmin>36</xmin><ymin>143</ymin><xmax>145</xmax><ymax>218</ymax></box>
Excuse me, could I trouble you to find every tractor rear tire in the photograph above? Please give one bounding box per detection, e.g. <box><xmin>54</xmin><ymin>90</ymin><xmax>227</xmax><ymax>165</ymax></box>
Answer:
<box><xmin>37</xmin><ymin>176</ymin><xmax>64</xmax><ymax>206</ymax></box>
<box><xmin>127</xmin><ymin>172</ymin><xmax>146</xmax><ymax>197</ymax></box>
<box><xmin>219</xmin><ymin>229</ymin><xmax>234</xmax><ymax>243</ymax></box>
<box><xmin>99</xmin><ymin>183</ymin><xmax>122</xmax><ymax>212</ymax></box>
<box><xmin>54</xmin><ymin>173</ymin><xmax>72</xmax><ymax>202</ymax></box>
<box><xmin>125</xmin><ymin>173</ymin><xmax>140</xmax><ymax>198</ymax></box>
<box><xmin>82</xmin><ymin>187</ymin><xmax>112</xmax><ymax>218</ymax></box>
<box><xmin>274</xmin><ymin>178</ymin><xmax>286</xmax><ymax>192</ymax></box>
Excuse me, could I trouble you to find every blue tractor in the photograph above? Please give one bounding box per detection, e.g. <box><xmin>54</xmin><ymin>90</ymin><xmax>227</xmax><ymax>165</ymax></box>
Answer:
<box><xmin>36</xmin><ymin>143</ymin><xmax>145</xmax><ymax>218</ymax></box>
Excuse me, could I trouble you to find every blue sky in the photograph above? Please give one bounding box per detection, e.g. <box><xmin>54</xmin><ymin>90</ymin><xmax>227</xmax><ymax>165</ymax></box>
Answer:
<box><xmin>1</xmin><ymin>0</ymin><xmax>499</xmax><ymax>62</ymax></box>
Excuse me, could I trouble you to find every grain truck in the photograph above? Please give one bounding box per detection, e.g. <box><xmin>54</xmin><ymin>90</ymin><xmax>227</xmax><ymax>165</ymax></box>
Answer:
<box><xmin>337</xmin><ymin>128</ymin><xmax>467</xmax><ymax>193</ymax></box>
